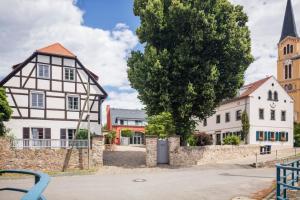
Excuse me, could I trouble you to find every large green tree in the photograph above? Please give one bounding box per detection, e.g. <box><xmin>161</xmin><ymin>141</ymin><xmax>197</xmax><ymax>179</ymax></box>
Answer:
<box><xmin>128</xmin><ymin>0</ymin><xmax>253</xmax><ymax>143</ymax></box>
<box><xmin>0</xmin><ymin>87</ymin><xmax>12</xmax><ymax>136</ymax></box>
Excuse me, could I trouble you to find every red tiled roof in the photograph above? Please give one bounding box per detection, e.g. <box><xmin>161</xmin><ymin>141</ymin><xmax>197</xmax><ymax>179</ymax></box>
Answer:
<box><xmin>239</xmin><ymin>76</ymin><xmax>271</xmax><ymax>98</ymax></box>
<box><xmin>221</xmin><ymin>76</ymin><xmax>272</xmax><ymax>104</ymax></box>
<box><xmin>37</xmin><ymin>43</ymin><xmax>76</xmax><ymax>58</ymax></box>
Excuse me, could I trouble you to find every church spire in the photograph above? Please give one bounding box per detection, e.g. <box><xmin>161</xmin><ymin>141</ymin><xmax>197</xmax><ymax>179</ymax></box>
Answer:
<box><xmin>280</xmin><ymin>0</ymin><xmax>298</xmax><ymax>42</ymax></box>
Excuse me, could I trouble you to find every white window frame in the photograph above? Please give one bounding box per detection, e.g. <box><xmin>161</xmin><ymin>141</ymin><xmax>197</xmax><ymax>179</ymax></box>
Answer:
<box><xmin>31</xmin><ymin>91</ymin><xmax>44</xmax><ymax>108</ymax></box>
<box><xmin>37</xmin><ymin>64</ymin><xmax>50</xmax><ymax>78</ymax></box>
<box><xmin>64</xmin><ymin>67</ymin><xmax>75</xmax><ymax>81</ymax></box>
<box><xmin>67</xmin><ymin>95</ymin><xmax>79</xmax><ymax>111</ymax></box>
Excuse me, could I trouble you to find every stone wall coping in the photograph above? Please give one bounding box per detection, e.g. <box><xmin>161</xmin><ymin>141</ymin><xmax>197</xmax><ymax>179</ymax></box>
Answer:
<box><xmin>145</xmin><ymin>135</ymin><xmax>158</xmax><ymax>138</ymax></box>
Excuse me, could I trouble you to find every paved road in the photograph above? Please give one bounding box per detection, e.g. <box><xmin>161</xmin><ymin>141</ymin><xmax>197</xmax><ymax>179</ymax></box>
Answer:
<box><xmin>0</xmin><ymin>165</ymin><xmax>275</xmax><ymax>200</ymax></box>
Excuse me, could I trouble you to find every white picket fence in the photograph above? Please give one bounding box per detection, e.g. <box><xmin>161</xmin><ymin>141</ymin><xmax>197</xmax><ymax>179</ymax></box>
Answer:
<box><xmin>12</xmin><ymin>139</ymin><xmax>88</xmax><ymax>149</ymax></box>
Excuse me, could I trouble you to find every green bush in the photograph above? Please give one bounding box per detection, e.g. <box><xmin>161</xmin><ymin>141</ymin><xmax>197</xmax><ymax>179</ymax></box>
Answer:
<box><xmin>105</xmin><ymin>131</ymin><xmax>116</xmax><ymax>144</ymax></box>
<box><xmin>195</xmin><ymin>133</ymin><xmax>213</xmax><ymax>146</ymax></box>
<box><xmin>76</xmin><ymin>129</ymin><xmax>88</xmax><ymax>139</ymax></box>
<box><xmin>0</xmin><ymin>87</ymin><xmax>12</xmax><ymax>137</ymax></box>
<box><xmin>145</xmin><ymin>112</ymin><xmax>175</xmax><ymax>138</ymax></box>
<box><xmin>121</xmin><ymin>129</ymin><xmax>133</xmax><ymax>137</ymax></box>
<box><xmin>187</xmin><ymin>134</ymin><xmax>197</xmax><ymax>146</ymax></box>
<box><xmin>223</xmin><ymin>135</ymin><xmax>240</xmax><ymax>145</ymax></box>
<box><xmin>294</xmin><ymin>123</ymin><xmax>300</xmax><ymax>147</ymax></box>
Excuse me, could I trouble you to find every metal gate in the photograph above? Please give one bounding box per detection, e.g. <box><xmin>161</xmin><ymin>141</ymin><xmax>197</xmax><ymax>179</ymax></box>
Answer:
<box><xmin>157</xmin><ymin>139</ymin><xmax>169</xmax><ymax>164</ymax></box>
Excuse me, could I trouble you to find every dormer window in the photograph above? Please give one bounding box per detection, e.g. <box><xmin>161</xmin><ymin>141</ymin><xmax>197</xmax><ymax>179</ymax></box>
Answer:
<box><xmin>268</xmin><ymin>90</ymin><xmax>272</xmax><ymax>100</ymax></box>
<box><xmin>38</xmin><ymin>64</ymin><xmax>49</xmax><ymax>78</ymax></box>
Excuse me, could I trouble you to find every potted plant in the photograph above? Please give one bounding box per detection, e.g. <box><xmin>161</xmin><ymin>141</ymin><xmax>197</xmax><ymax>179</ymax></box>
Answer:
<box><xmin>104</xmin><ymin>131</ymin><xmax>116</xmax><ymax>151</ymax></box>
<box><xmin>121</xmin><ymin>129</ymin><xmax>133</xmax><ymax>145</ymax></box>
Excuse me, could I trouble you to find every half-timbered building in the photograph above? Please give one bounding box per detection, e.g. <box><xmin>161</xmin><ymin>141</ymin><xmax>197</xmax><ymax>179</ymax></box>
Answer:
<box><xmin>0</xmin><ymin>43</ymin><xmax>107</xmax><ymax>148</ymax></box>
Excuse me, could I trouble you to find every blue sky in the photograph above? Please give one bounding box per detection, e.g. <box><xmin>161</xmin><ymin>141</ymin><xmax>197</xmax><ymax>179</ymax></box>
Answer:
<box><xmin>1</xmin><ymin>0</ymin><xmax>300</xmax><ymax>113</ymax></box>
<box><xmin>77</xmin><ymin>0</ymin><xmax>139</xmax><ymax>32</ymax></box>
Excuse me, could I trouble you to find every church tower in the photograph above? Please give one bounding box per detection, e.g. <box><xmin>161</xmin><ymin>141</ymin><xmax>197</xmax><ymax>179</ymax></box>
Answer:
<box><xmin>277</xmin><ymin>0</ymin><xmax>300</xmax><ymax>122</ymax></box>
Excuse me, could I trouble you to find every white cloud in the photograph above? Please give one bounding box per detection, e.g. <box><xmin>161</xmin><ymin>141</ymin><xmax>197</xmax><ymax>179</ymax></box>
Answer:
<box><xmin>231</xmin><ymin>0</ymin><xmax>300</xmax><ymax>84</ymax></box>
<box><xmin>0</xmin><ymin>0</ymin><xmax>142</xmax><ymax>117</ymax></box>
<box><xmin>0</xmin><ymin>0</ymin><xmax>299</xmax><ymax>119</ymax></box>
<box><xmin>0</xmin><ymin>0</ymin><xmax>138</xmax><ymax>88</ymax></box>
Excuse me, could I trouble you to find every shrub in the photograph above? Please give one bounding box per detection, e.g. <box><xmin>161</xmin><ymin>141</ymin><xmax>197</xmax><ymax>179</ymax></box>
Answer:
<box><xmin>76</xmin><ymin>129</ymin><xmax>88</xmax><ymax>139</ymax></box>
<box><xmin>187</xmin><ymin>134</ymin><xmax>197</xmax><ymax>146</ymax></box>
<box><xmin>121</xmin><ymin>129</ymin><xmax>133</xmax><ymax>137</ymax></box>
<box><xmin>105</xmin><ymin>131</ymin><xmax>116</xmax><ymax>144</ymax></box>
<box><xmin>0</xmin><ymin>87</ymin><xmax>12</xmax><ymax>136</ymax></box>
<box><xmin>223</xmin><ymin>135</ymin><xmax>240</xmax><ymax>145</ymax></box>
<box><xmin>195</xmin><ymin>132</ymin><xmax>213</xmax><ymax>146</ymax></box>
<box><xmin>294</xmin><ymin>123</ymin><xmax>300</xmax><ymax>147</ymax></box>
<box><xmin>145</xmin><ymin>112</ymin><xmax>175</xmax><ymax>138</ymax></box>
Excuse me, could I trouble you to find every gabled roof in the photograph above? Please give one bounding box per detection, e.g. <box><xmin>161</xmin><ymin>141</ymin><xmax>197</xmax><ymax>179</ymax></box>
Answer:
<box><xmin>221</xmin><ymin>76</ymin><xmax>271</xmax><ymax>104</ymax></box>
<box><xmin>37</xmin><ymin>43</ymin><xmax>76</xmax><ymax>58</ymax></box>
<box><xmin>0</xmin><ymin>43</ymin><xmax>107</xmax><ymax>98</ymax></box>
<box><xmin>239</xmin><ymin>76</ymin><xmax>271</xmax><ymax>98</ymax></box>
<box><xmin>280</xmin><ymin>0</ymin><xmax>299</xmax><ymax>42</ymax></box>
<box><xmin>110</xmin><ymin>108</ymin><xmax>147</xmax><ymax>125</ymax></box>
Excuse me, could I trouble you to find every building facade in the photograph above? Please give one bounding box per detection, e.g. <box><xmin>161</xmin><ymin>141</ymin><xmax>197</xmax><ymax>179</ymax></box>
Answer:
<box><xmin>106</xmin><ymin>105</ymin><xmax>147</xmax><ymax>145</ymax></box>
<box><xmin>0</xmin><ymin>43</ymin><xmax>107</xmax><ymax>147</ymax></box>
<box><xmin>277</xmin><ymin>0</ymin><xmax>300</xmax><ymax>122</ymax></box>
<box><xmin>196</xmin><ymin>76</ymin><xmax>294</xmax><ymax>148</ymax></box>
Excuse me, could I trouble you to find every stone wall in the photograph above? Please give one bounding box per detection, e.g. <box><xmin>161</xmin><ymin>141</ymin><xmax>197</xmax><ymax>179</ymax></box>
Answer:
<box><xmin>169</xmin><ymin>136</ymin><xmax>260</xmax><ymax>166</ymax></box>
<box><xmin>145</xmin><ymin>136</ymin><xmax>158</xmax><ymax>167</ymax></box>
<box><xmin>0</xmin><ymin>136</ymin><xmax>104</xmax><ymax>171</ymax></box>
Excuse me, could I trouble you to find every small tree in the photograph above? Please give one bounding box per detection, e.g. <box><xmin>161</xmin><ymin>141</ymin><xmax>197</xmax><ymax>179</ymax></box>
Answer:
<box><xmin>0</xmin><ymin>87</ymin><xmax>12</xmax><ymax>136</ymax></box>
<box><xmin>223</xmin><ymin>135</ymin><xmax>240</xmax><ymax>145</ymax></box>
<box><xmin>121</xmin><ymin>129</ymin><xmax>133</xmax><ymax>137</ymax></box>
<box><xmin>145</xmin><ymin>112</ymin><xmax>175</xmax><ymax>138</ymax></box>
<box><xmin>76</xmin><ymin>129</ymin><xmax>88</xmax><ymax>139</ymax></box>
<box><xmin>294</xmin><ymin>123</ymin><xmax>300</xmax><ymax>147</ymax></box>
<box><xmin>241</xmin><ymin>110</ymin><xmax>249</xmax><ymax>144</ymax></box>
<box><xmin>105</xmin><ymin>131</ymin><xmax>116</xmax><ymax>144</ymax></box>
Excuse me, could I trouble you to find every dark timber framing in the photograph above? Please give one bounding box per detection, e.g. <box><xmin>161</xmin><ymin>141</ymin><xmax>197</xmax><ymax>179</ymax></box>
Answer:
<box><xmin>0</xmin><ymin>51</ymin><xmax>107</xmax><ymax>124</ymax></box>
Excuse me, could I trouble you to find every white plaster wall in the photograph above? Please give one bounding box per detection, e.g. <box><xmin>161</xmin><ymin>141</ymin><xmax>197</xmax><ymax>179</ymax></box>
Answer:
<box><xmin>196</xmin><ymin>98</ymin><xmax>248</xmax><ymax>134</ymax></box>
<box><xmin>248</xmin><ymin>77</ymin><xmax>294</xmax><ymax>146</ymax></box>
<box><xmin>47</xmin><ymin>97</ymin><xmax>64</xmax><ymax>109</ymax></box>
<box><xmin>52</xmin><ymin>66</ymin><xmax>61</xmax><ymax>79</ymax></box>
<box><xmin>64</xmin><ymin>82</ymin><xmax>75</xmax><ymax>92</ymax></box>
<box><xmin>37</xmin><ymin>55</ymin><xmax>50</xmax><ymax>63</ymax></box>
<box><xmin>52</xmin><ymin>81</ymin><xmax>62</xmax><ymax>91</ymax></box>
<box><xmin>64</xmin><ymin>58</ymin><xmax>75</xmax><ymax>67</ymax></box>
<box><xmin>22</xmin><ymin>63</ymin><xmax>35</xmax><ymax>76</ymax></box>
<box><xmin>52</xmin><ymin>57</ymin><xmax>62</xmax><ymax>65</ymax></box>
<box><xmin>38</xmin><ymin>79</ymin><xmax>50</xmax><ymax>90</ymax></box>
<box><xmin>4</xmin><ymin>119</ymin><xmax>101</xmax><ymax>139</ymax></box>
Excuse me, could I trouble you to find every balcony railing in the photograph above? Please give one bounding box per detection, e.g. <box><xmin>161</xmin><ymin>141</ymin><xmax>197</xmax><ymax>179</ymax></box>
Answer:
<box><xmin>12</xmin><ymin>139</ymin><xmax>88</xmax><ymax>149</ymax></box>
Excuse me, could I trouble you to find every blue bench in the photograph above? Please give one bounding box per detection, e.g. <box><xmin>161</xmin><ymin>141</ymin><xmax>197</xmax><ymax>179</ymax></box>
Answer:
<box><xmin>0</xmin><ymin>169</ymin><xmax>50</xmax><ymax>200</ymax></box>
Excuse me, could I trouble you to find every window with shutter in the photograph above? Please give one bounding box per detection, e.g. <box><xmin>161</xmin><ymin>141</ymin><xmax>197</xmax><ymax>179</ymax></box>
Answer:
<box><xmin>23</xmin><ymin>127</ymin><xmax>30</xmax><ymax>139</ymax></box>
<box><xmin>60</xmin><ymin>129</ymin><xmax>66</xmax><ymax>139</ymax></box>
<box><xmin>45</xmin><ymin>128</ymin><xmax>51</xmax><ymax>139</ymax></box>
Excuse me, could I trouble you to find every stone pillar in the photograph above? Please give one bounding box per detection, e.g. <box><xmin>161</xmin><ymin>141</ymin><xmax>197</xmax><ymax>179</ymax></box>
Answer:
<box><xmin>145</xmin><ymin>136</ymin><xmax>158</xmax><ymax>167</ymax></box>
<box><xmin>91</xmin><ymin>135</ymin><xmax>104</xmax><ymax>167</ymax></box>
<box><xmin>168</xmin><ymin>136</ymin><xmax>180</xmax><ymax>166</ymax></box>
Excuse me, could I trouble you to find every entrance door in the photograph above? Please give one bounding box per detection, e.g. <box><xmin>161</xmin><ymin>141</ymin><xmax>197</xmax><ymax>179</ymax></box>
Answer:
<box><xmin>130</xmin><ymin>132</ymin><xmax>144</xmax><ymax>145</ymax></box>
<box><xmin>157</xmin><ymin>139</ymin><xmax>169</xmax><ymax>164</ymax></box>
<box><xmin>216</xmin><ymin>133</ymin><xmax>221</xmax><ymax>145</ymax></box>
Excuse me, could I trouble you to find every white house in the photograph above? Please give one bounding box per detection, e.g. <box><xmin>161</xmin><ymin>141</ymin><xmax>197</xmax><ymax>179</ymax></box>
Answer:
<box><xmin>196</xmin><ymin>76</ymin><xmax>294</xmax><ymax>148</ymax></box>
<box><xmin>0</xmin><ymin>43</ymin><xmax>107</xmax><ymax>148</ymax></box>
